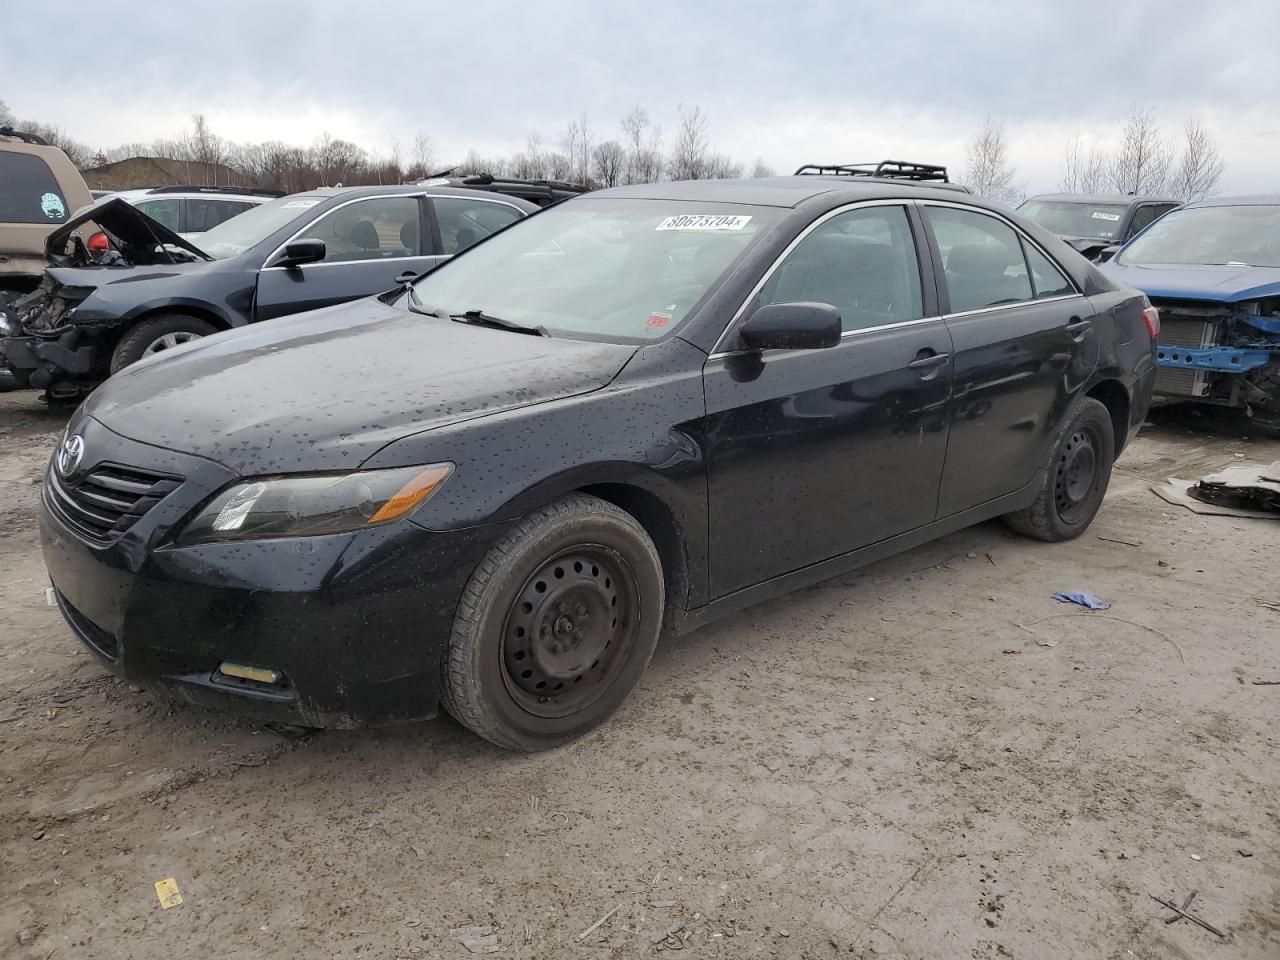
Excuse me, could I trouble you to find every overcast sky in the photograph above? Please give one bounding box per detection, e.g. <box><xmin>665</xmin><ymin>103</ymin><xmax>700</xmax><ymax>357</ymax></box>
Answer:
<box><xmin>4</xmin><ymin>0</ymin><xmax>1278</xmax><ymax>194</ymax></box>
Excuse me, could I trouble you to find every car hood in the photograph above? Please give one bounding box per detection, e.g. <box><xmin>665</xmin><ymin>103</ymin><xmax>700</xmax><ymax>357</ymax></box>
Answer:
<box><xmin>83</xmin><ymin>297</ymin><xmax>638</xmax><ymax>474</ymax></box>
<box><xmin>1100</xmin><ymin>261</ymin><xmax>1280</xmax><ymax>303</ymax></box>
<box><xmin>45</xmin><ymin>197</ymin><xmax>211</xmax><ymax>267</ymax></box>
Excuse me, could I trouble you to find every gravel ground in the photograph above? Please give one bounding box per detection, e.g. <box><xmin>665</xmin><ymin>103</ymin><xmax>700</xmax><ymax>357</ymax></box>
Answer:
<box><xmin>1</xmin><ymin>388</ymin><xmax>1277</xmax><ymax>959</ymax></box>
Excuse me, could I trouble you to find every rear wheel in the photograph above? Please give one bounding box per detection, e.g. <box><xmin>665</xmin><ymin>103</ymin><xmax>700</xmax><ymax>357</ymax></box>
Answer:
<box><xmin>110</xmin><ymin>314</ymin><xmax>216</xmax><ymax>373</ymax></box>
<box><xmin>1005</xmin><ymin>397</ymin><xmax>1115</xmax><ymax>542</ymax></box>
<box><xmin>442</xmin><ymin>494</ymin><xmax>664</xmax><ymax>751</ymax></box>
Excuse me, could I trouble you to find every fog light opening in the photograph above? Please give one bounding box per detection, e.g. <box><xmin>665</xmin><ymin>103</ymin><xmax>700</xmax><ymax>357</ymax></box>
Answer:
<box><xmin>217</xmin><ymin>661</ymin><xmax>286</xmax><ymax>687</ymax></box>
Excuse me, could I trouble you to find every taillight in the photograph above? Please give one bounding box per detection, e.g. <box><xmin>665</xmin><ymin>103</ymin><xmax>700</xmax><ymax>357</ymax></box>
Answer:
<box><xmin>87</xmin><ymin>231</ymin><xmax>109</xmax><ymax>252</ymax></box>
<box><xmin>1141</xmin><ymin>305</ymin><xmax>1160</xmax><ymax>339</ymax></box>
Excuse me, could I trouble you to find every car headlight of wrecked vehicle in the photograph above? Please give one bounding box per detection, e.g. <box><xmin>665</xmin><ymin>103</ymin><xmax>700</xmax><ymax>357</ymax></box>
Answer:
<box><xmin>176</xmin><ymin>463</ymin><xmax>454</xmax><ymax>545</ymax></box>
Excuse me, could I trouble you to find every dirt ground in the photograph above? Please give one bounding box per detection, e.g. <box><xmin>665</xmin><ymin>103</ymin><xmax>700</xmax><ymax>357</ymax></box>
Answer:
<box><xmin>1</xmin><ymin>388</ymin><xmax>1277</xmax><ymax>960</ymax></box>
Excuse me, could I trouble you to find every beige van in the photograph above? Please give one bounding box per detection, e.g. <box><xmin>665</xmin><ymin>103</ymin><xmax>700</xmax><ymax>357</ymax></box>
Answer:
<box><xmin>0</xmin><ymin>129</ymin><xmax>93</xmax><ymax>296</ymax></box>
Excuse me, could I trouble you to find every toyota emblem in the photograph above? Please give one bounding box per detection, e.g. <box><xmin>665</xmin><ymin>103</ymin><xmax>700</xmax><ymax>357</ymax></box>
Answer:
<box><xmin>56</xmin><ymin>434</ymin><xmax>85</xmax><ymax>477</ymax></box>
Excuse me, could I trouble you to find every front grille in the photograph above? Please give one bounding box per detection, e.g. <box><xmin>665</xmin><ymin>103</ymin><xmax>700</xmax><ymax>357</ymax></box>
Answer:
<box><xmin>55</xmin><ymin>590</ymin><xmax>119</xmax><ymax>662</ymax></box>
<box><xmin>45</xmin><ymin>461</ymin><xmax>182</xmax><ymax>545</ymax></box>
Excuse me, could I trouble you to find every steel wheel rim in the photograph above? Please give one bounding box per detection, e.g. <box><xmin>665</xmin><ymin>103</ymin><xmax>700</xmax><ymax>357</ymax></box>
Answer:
<box><xmin>1054</xmin><ymin>424</ymin><xmax>1101</xmax><ymax>523</ymax></box>
<box><xmin>500</xmin><ymin>545</ymin><xmax>639</xmax><ymax>719</ymax></box>
<box><xmin>143</xmin><ymin>331</ymin><xmax>202</xmax><ymax>355</ymax></box>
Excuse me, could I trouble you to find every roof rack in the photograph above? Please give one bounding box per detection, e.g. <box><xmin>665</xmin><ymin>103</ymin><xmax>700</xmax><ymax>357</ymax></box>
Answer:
<box><xmin>794</xmin><ymin>160</ymin><xmax>951</xmax><ymax>183</ymax></box>
<box><xmin>0</xmin><ymin>126</ymin><xmax>51</xmax><ymax>146</ymax></box>
<box><xmin>144</xmin><ymin>185</ymin><xmax>286</xmax><ymax>198</ymax></box>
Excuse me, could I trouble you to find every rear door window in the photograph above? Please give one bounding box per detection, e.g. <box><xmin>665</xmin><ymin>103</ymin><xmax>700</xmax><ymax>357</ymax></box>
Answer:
<box><xmin>0</xmin><ymin>152</ymin><xmax>70</xmax><ymax>223</ymax></box>
<box><xmin>186</xmin><ymin>198</ymin><xmax>254</xmax><ymax>233</ymax></box>
<box><xmin>926</xmin><ymin>206</ymin><xmax>1035</xmax><ymax>313</ymax></box>
<box><xmin>755</xmin><ymin>205</ymin><xmax>924</xmax><ymax>332</ymax></box>
<box><xmin>432</xmin><ymin>197</ymin><xmax>523</xmax><ymax>255</ymax></box>
<box><xmin>134</xmin><ymin>198</ymin><xmax>182</xmax><ymax>232</ymax></box>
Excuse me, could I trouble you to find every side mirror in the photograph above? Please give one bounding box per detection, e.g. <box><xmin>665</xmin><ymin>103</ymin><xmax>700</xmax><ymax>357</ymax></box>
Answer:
<box><xmin>1096</xmin><ymin>244</ymin><xmax>1121</xmax><ymax>263</ymax></box>
<box><xmin>739</xmin><ymin>301</ymin><xmax>841</xmax><ymax>351</ymax></box>
<box><xmin>269</xmin><ymin>238</ymin><xmax>326</xmax><ymax>269</ymax></box>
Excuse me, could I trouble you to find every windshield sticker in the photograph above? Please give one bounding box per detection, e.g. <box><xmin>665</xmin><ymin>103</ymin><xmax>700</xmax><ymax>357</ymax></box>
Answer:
<box><xmin>646</xmin><ymin>313</ymin><xmax>671</xmax><ymax>328</ymax></box>
<box><xmin>656</xmin><ymin>214</ymin><xmax>752</xmax><ymax>232</ymax></box>
<box><xmin>1091</xmin><ymin>211</ymin><xmax>1121</xmax><ymax>222</ymax></box>
<box><xmin>40</xmin><ymin>192</ymin><xmax>66</xmax><ymax>220</ymax></box>
<box><xmin>282</xmin><ymin>199</ymin><xmax>322</xmax><ymax>209</ymax></box>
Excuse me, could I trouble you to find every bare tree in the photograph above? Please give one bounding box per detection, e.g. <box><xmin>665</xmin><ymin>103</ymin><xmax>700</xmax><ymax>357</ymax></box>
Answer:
<box><xmin>189</xmin><ymin>114</ymin><xmax>224</xmax><ymax>184</ymax></box>
<box><xmin>1108</xmin><ymin>105</ymin><xmax>1173</xmax><ymax>195</ymax></box>
<box><xmin>620</xmin><ymin>106</ymin><xmax>663</xmax><ymax>184</ymax></box>
<box><xmin>0</xmin><ymin>100</ymin><xmax>14</xmax><ymax>127</ymax></box>
<box><xmin>668</xmin><ymin>105</ymin><xmax>711</xmax><ymax>181</ymax></box>
<box><xmin>705</xmin><ymin>153</ymin><xmax>742</xmax><ymax>179</ymax></box>
<box><xmin>1169</xmin><ymin>116</ymin><xmax>1224</xmax><ymax>202</ymax></box>
<box><xmin>1059</xmin><ymin>135</ymin><xmax>1110</xmax><ymax>193</ymax></box>
<box><xmin>962</xmin><ymin>116</ymin><xmax>1021</xmax><ymax>205</ymax></box>
<box><xmin>749</xmin><ymin>158</ymin><xmax>776</xmax><ymax>178</ymax></box>
<box><xmin>591</xmin><ymin>140</ymin><xmax>626</xmax><ymax>188</ymax></box>
<box><xmin>561</xmin><ymin>114</ymin><xmax>593</xmax><ymax>185</ymax></box>
<box><xmin>409</xmin><ymin>132</ymin><xmax>434</xmax><ymax>179</ymax></box>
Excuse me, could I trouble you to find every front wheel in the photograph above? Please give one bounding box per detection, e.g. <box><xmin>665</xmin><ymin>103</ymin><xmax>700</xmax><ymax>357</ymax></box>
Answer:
<box><xmin>442</xmin><ymin>494</ymin><xmax>664</xmax><ymax>751</ymax></box>
<box><xmin>1005</xmin><ymin>397</ymin><xmax>1115</xmax><ymax>542</ymax></box>
<box><xmin>110</xmin><ymin>314</ymin><xmax>216</xmax><ymax>373</ymax></box>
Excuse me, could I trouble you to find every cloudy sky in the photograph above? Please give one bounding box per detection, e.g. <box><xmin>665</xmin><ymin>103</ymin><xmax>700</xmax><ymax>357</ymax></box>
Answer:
<box><xmin>4</xmin><ymin>0</ymin><xmax>1278</xmax><ymax>193</ymax></box>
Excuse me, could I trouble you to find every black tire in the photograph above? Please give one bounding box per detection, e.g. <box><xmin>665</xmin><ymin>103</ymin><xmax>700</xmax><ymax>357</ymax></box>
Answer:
<box><xmin>1005</xmin><ymin>397</ymin><xmax>1115</xmax><ymax>542</ymax></box>
<box><xmin>442</xmin><ymin>494</ymin><xmax>664</xmax><ymax>751</ymax></box>
<box><xmin>110</xmin><ymin>314</ymin><xmax>216</xmax><ymax>373</ymax></box>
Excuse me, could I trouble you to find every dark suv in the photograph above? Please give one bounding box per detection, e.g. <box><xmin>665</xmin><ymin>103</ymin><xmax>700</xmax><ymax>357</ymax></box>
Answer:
<box><xmin>2</xmin><ymin>184</ymin><xmax>535</xmax><ymax>397</ymax></box>
<box><xmin>41</xmin><ymin>176</ymin><xmax>1156</xmax><ymax>750</ymax></box>
<box><xmin>1019</xmin><ymin>194</ymin><xmax>1182</xmax><ymax>261</ymax></box>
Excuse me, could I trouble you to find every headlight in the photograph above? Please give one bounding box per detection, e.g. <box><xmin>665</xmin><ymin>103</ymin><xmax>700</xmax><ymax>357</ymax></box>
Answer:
<box><xmin>176</xmin><ymin>463</ymin><xmax>453</xmax><ymax>545</ymax></box>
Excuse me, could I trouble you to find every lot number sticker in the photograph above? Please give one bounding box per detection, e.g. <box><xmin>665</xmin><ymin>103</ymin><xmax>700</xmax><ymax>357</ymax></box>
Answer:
<box><xmin>1091</xmin><ymin>211</ymin><xmax>1121</xmax><ymax>221</ymax></box>
<box><xmin>656</xmin><ymin>214</ymin><xmax>752</xmax><ymax>231</ymax></box>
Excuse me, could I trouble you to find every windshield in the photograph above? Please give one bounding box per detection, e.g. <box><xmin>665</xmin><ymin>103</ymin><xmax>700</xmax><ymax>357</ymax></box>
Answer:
<box><xmin>1018</xmin><ymin>200</ymin><xmax>1128</xmax><ymax>240</ymax></box>
<box><xmin>194</xmin><ymin>194</ymin><xmax>325</xmax><ymax>259</ymax></box>
<box><xmin>1118</xmin><ymin>204</ymin><xmax>1280</xmax><ymax>268</ymax></box>
<box><xmin>406</xmin><ymin>198</ymin><xmax>783</xmax><ymax>342</ymax></box>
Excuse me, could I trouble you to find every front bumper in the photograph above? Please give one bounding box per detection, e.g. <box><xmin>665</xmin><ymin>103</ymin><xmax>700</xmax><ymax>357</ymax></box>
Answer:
<box><xmin>39</xmin><ymin>415</ymin><xmax>502</xmax><ymax>728</ymax></box>
<box><xmin>3</xmin><ymin>331</ymin><xmax>96</xmax><ymax>390</ymax></box>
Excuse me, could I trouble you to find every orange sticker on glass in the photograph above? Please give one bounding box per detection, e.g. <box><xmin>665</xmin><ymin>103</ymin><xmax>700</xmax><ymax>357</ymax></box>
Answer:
<box><xmin>646</xmin><ymin>313</ymin><xmax>670</xmax><ymax>328</ymax></box>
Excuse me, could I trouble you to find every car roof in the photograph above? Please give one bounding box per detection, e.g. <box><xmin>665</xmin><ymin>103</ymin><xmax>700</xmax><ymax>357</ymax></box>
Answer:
<box><xmin>1025</xmin><ymin>193</ymin><xmax>1180</xmax><ymax>205</ymax></box>
<box><xmin>1184</xmin><ymin>193</ymin><xmax>1280</xmax><ymax>208</ymax></box>
<box><xmin>592</xmin><ymin>176</ymin><xmax>976</xmax><ymax>209</ymax></box>
<box><xmin>297</xmin><ymin>183</ymin><xmax>539</xmax><ymax>209</ymax></box>
<box><xmin>104</xmin><ymin>188</ymin><xmax>272</xmax><ymax>201</ymax></box>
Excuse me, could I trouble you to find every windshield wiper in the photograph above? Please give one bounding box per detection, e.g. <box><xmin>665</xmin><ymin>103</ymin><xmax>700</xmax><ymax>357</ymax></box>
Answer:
<box><xmin>452</xmin><ymin>309</ymin><xmax>548</xmax><ymax>337</ymax></box>
<box><xmin>404</xmin><ymin>285</ymin><xmax>450</xmax><ymax>320</ymax></box>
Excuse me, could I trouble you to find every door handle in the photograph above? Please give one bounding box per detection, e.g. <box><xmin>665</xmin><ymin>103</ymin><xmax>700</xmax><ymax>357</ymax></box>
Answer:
<box><xmin>1065</xmin><ymin>318</ymin><xmax>1092</xmax><ymax>339</ymax></box>
<box><xmin>906</xmin><ymin>352</ymin><xmax>950</xmax><ymax>371</ymax></box>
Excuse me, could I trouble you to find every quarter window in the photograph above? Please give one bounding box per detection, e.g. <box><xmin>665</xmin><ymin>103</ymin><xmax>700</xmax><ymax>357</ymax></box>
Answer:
<box><xmin>754</xmin><ymin>205</ymin><xmax>924</xmax><ymax>333</ymax></box>
<box><xmin>296</xmin><ymin>197</ymin><xmax>421</xmax><ymax>263</ymax></box>
<box><xmin>926</xmin><ymin>207</ymin><xmax>1037</xmax><ymax>313</ymax></box>
<box><xmin>1021</xmin><ymin>241</ymin><xmax>1074</xmax><ymax>298</ymax></box>
<box><xmin>433</xmin><ymin>197</ymin><xmax>523</xmax><ymax>255</ymax></box>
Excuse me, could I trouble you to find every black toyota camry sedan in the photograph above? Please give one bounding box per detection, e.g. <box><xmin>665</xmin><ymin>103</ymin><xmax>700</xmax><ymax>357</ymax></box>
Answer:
<box><xmin>40</xmin><ymin>176</ymin><xmax>1157</xmax><ymax>750</ymax></box>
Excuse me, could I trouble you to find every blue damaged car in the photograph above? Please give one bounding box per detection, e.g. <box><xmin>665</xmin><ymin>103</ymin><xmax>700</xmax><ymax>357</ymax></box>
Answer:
<box><xmin>1100</xmin><ymin>195</ymin><xmax>1280</xmax><ymax>432</ymax></box>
